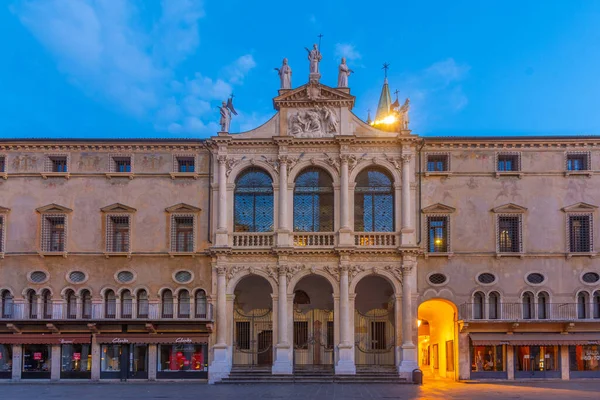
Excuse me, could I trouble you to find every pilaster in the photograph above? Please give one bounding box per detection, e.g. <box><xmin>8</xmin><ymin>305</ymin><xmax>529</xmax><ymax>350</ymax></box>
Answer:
<box><xmin>91</xmin><ymin>336</ymin><xmax>100</xmax><ymax>380</ymax></box>
<box><xmin>148</xmin><ymin>344</ymin><xmax>157</xmax><ymax>381</ymax></box>
<box><xmin>272</xmin><ymin>263</ymin><xmax>293</xmax><ymax>374</ymax></box>
<box><xmin>208</xmin><ymin>263</ymin><xmax>231</xmax><ymax>383</ymax></box>
<box><xmin>50</xmin><ymin>344</ymin><xmax>60</xmax><ymax>380</ymax></box>
<box><xmin>335</xmin><ymin>257</ymin><xmax>356</xmax><ymax>374</ymax></box>
<box><xmin>398</xmin><ymin>255</ymin><xmax>418</xmax><ymax>379</ymax></box>
<box><xmin>11</xmin><ymin>344</ymin><xmax>22</xmax><ymax>381</ymax></box>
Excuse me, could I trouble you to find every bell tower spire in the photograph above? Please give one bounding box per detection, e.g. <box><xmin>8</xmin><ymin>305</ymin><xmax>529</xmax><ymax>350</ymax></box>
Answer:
<box><xmin>375</xmin><ymin>63</ymin><xmax>392</xmax><ymax>121</ymax></box>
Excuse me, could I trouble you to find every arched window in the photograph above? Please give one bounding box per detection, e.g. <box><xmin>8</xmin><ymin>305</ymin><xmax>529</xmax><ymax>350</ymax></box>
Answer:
<box><xmin>81</xmin><ymin>290</ymin><xmax>92</xmax><ymax>319</ymax></box>
<box><xmin>294</xmin><ymin>168</ymin><xmax>334</xmax><ymax>232</ymax></box>
<box><xmin>121</xmin><ymin>290</ymin><xmax>133</xmax><ymax>319</ymax></box>
<box><xmin>26</xmin><ymin>289</ymin><xmax>37</xmax><ymax>319</ymax></box>
<box><xmin>42</xmin><ymin>289</ymin><xmax>52</xmax><ymax>319</ymax></box>
<box><xmin>354</xmin><ymin>168</ymin><xmax>394</xmax><ymax>232</ymax></box>
<box><xmin>473</xmin><ymin>291</ymin><xmax>484</xmax><ymax>319</ymax></box>
<box><xmin>234</xmin><ymin>168</ymin><xmax>274</xmax><ymax>232</ymax></box>
<box><xmin>178</xmin><ymin>290</ymin><xmax>190</xmax><ymax>318</ymax></box>
<box><xmin>195</xmin><ymin>290</ymin><xmax>207</xmax><ymax>318</ymax></box>
<box><xmin>594</xmin><ymin>291</ymin><xmax>600</xmax><ymax>319</ymax></box>
<box><xmin>577</xmin><ymin>292</ymin><xmax>589</xmax><ymax>319</ymax></box>
<box><xmin>65</xmin><ymin>290</ymin><xmax>77</xmax><ymax>319</ymax></box>
<box><xmin>522</xmin><ymin>292</ymin><xmax>534</xmax><ymax>320</ymax></box>
<box><xmin>137</xmin><ymin>290</ymin><xmax>149</xmax><ymax>318</ymax></box>
<box><xmin>162</xmin><ymin>290</ymin><xmax>173</xmax><ymax>318</ymax></box>
<box><xmin>488</xmin><ymin>291</ymin><xmax>500</xmax><ymax>320</ymax></box>
<box><xmin>1</xmin><ymin>290</ymin><xmax>13</xmax><ymax>318</ymax></box>
<box><xmin>104</xmin><ymin>290</ymin><xmax>116</xmax><ymax>319</ymax></box>
<box><xmin>537</xmin><ymin>291</ymin><xmax>549</xmax><ymax>319</ymax></box>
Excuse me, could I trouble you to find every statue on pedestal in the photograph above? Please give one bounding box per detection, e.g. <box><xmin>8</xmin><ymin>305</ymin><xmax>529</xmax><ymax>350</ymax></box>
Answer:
<box><xmin>274</xmin><ymin>58</ymin><xmax>292</xmax><ymax>89</ymax></box>
<box><xmin>337</xmin><ymin>57</ymin><xmax>353</xmax><ymax>88</ymax></box>
<box><xmin>218</xmin><ymin>97</ymin><xmax>238</xmax><ymax>133</ymax></box>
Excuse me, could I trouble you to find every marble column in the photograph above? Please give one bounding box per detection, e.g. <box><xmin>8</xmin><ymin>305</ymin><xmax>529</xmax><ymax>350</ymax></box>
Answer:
<box><xmin>399</xmin><ymin>258</ymin><xmax>418</xmax><ymax>378</ymax></box>
<box><xmin>400</xmin><ymin>154</ymin><xmax>414</xmax><ymax>246</ymax></box>
<box><xmin>208</xmin><ymin>265</ymin><xmax>231</xmax><ymax>383</ymax></box>
<box><xmin>50</xmin><ymin>344</ymin><xmax>60</xmax><ymax>380</ymax></box>
<box><xmin>338</xmin><ymin>156</ymin><xmax>353</xmax><ymax>246</ymax></box>
<box><xmin>273</xmin><ymin>266</ymin><xmax>292</xmax><ymax>374</ymax></box>
<box><xmin>336</xmin><ymin>265</ymin><xmax>356</xmax><ymax>374</ymax></box>
<box><xmin>276</xmin><ymin>157</ymin><xmax>291</xmax><ymax>247</ymax></box>
<box><xmin>215</xmin><ymin>156</ymin><xmax>228</xmax><ymax>246</ymax></box>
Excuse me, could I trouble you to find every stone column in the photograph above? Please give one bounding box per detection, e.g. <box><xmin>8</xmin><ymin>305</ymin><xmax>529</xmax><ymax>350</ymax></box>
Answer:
<box><xmin>399</xmin><ymin>257</ymin><xmax>418</xmax><ymax>378</ymax></box>
<box><xmin>458</xmin><ymin>331</ymin><xmax>471</xmax><ymax>380</ymax></box>
<box><xmin>148</xmin><ymin>344</ymin><xmax>157</xmax><ymax>381</ymax></box>
<box><xmin>50</xmin><ymin>344</ymin><xmax>61</xmax><ymax>380</ymax></box>
<box><xmin>215</xmin><ymin>156</ymin><xmax>229</xmax><ymax>246</ymax></box>
<box><xmin>400</xmin><ymin>154</ymin><xmax>414</xmax><ymax>246</ymax></box>
<box><xmin>11</xmin><ymin>344</ymin><xmax>22</xmax><ymax>381</ymax></box>
<box><xmin>273</xmin><ymin>266</ymin><xmax>292</xmax><ymax>374</ymax></box>
<box><xmin>276</xmin><ymin>157</ymin><xmax>291</xmax><ymax>247</ymax></box>
<box><xmin>336</xmin><ymin>265</ymin><xmax>356</xmax><ymax>374</ymax></box>
<box><xmin>507</xmin><ymin>345</ymin><xmax>515</xmax><ymax>380</ymax></box>
<box><xmin>208</xmin><ymin>265</ymin><xmax>231</xmax><ymax>383</ymax></box>
<box><xmin>560</xmin><ymin>345</ymin><xmax>570</xmax><ymax>380</ymax></box>
<box><xmin>91</xmin><ymin>336</ymin><xmax>100</xmax><ymax>381</ymax></box>
<box><xmin>338</xmin><ymin>156</ymin><xmax>353</xmax><ymax>246</ymax></box>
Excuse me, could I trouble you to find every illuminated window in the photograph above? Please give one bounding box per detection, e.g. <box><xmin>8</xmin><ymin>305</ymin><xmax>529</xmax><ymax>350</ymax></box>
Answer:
<box><xmin>427</xmin><ymin>216</ymin><xmax>449</xmax><ymax>253</ymax></box>
<box><xmin>497</xmin><ymin>215</ymin><xmax>522</xmax><ymax>253</ymax></box>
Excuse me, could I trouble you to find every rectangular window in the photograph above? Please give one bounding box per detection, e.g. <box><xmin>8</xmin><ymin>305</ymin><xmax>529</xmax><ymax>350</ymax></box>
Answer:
<box><xmin>100</xmin><ymin>345</ymin><xmax>121</xmax><ymax>372</ymax></box>
<box><xmin>569</xmin><ymin>345</ymin><xmax>600</xmax><ymax>372</ymax></box>
<box><xmin>471</xmin><ymin>345</ymin><xmax>506</xmax><ymax>372</ymax></box>
<box><xmin>516</xmin><ymin>345</ymin><xmax>559</xmax><ymax>372</ymax></box>
<box><xmin>50</xmin><ymin>156</ymin><xmax>68</xmax><ymax>172</ymax></box>
<box><xmin>158</xmin><ymin>344</ymin><xmax>205</xmax><ymax>372</ymax></box>
<box><xmin>294</xmin><ymin>321</ymin><xmax>308</xmax><ymax>349</ymax></box>
<box><xmin>569</xmin><ymin>214</ymin><xmax>592</xmax><ymax>253</ymax></box>
<box><xmin>427</xmin><ymin>216</ymin><xmax>449</xmax><ymax>253</ymax></box>
<box><xmin>106</xmin><ymin>215</ymin><xmax>130</xmax><ymax>252</ymax></box>
<box><xmin>370</xmin><ymin>321</ymin><xmax>387</xmax><ymax>350</ymax></box>
<box><xmin>0</xmin><ymin>216</ymin><xmax>4</xmax><ymax>253</ymax></box>
<box><xmin>177</xmin><ymin>157</ymin><xmax>195</xmax><ymax>173</ymax></box>
<box><xmin>171</xmin><ymin>215</ymin><xmax>194</xmax><ymax>252</ymax></box>
<box><xmin>446</xmin><ymin>340</ymin><xmax>455</xmax><ymax>372</ymax></box>
<box><xmin>111</xmin><ymin>156</ymin><xmax>132</xmax><ymax>173</ymax></box>
<box><xmin>432</xmin><ymin>343</ymin><xmax>439</xmax><ymax>369</ymax></box>
<box><xmin>23</xmin><ymin>345</ymin><xmax>51</xmax><ymax>374</ymax></box>
<box><xmin>567</xmin><ymin>153</ymin><xmax>589</xmax><ymax>171</ymax></box>
<box><xmin>0</xmin><ymin>156</ymin><xmax>5</xmax><ymax>172</ymax></box>
<box><xmin>236</xmin><ymin>321</ymin><xmax>250</xmax><ymax>350</ymax></box>
<box><xmin>41</xmin><ymin>215</ymin><xmax>66</xmax><ymax>252</ymax></box>
<box><xmin>61</xmin><ymin>344</ymin><xmax>91</xmax><ymax>374</ymax></box>
<box><xmin>427</xmin><ymin>154</ymin><xmax>449</xmax><ymax>172</ymax></box>
<box><xmin>498</xmin><ymin>215</ymin><xmax>521</xmax><ymax>252</ymax></box>
<box><xmin>497</xmin><ymin>153</ymin><xmax>520</xmax><ymax>172</ymax></box>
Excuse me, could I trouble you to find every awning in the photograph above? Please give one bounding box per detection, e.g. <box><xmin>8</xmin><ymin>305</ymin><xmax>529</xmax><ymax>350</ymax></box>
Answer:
<box><xmin>470</xmin><ymin>333</ymin><xmax>600</xmax><ymax>346</ymax></box>
<box><xmin>95</xmin><ymin>334</ymin><xmax>209</xmax><ymax>345</ymax></box>
<box><xmin>0</xmin><ymin>334</ymin><xmax>92</xmax><ymax>345</ymax></box>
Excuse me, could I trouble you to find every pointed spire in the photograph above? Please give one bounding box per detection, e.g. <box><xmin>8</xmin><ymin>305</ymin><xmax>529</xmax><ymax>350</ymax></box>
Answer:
<box><xmin>375</xmin><ymin>63</ymin><xmax>392</xmax><ymax>121</ymax></box>
<box><xmin>366</xmin><ymin>109</ymin><xmax>372</xmax><ymax>125</ymax></box>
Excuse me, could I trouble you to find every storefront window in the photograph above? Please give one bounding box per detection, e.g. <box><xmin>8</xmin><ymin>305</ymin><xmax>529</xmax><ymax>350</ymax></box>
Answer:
<box><xmin>471</xmin><ymin>345</ymin><xmax>506</xmax><ymax>372</ymax></box>
<box><xmin>0</xmin><ymin>344</ymin><xmax>12</xmax><ymax>374</ymax></box>
<box><xmin>23</xmin><ymin>344</ymin><xmax>51</xmax><ymax>372</ymax></box>
<box><xmin>569</xmin><ymin>345</ymin><xmax>600</xmax><ymax>371</ymax></box>
<box><xmin>516</xmin><ymin>345</ymin><xmax>559</xmax><ymax>372</ymax></box>
<box><xmin>158</xmin><ymin>344</ymin><xmax>205</xmax><ymax>372</ymax></box>
<box><xmin>101</xmin><ymin>345</ymin><xmax>121</xmax><ymax>372</ymax></box>
<box><xmin>130</xmin><ymin>345</ymin><xmax>147</xmax><ymax>374</ymax></box>
<box><xmin>61</xmin><ymin>344</ymin><xmax>91</xmax><ymax>373</ymax></box>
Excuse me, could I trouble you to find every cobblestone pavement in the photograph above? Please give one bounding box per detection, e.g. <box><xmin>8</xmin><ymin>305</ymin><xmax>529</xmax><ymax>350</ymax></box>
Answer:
<box><xmin>2</xmin><ymin>380</ymin><xmax>600</xmax><ymax>400</ymax></box>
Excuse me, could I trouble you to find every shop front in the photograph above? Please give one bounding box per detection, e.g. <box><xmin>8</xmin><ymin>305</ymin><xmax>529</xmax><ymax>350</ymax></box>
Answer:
<box><xmin>514</xmin><ymin>345</ymin><xmax>560</xmax><ymax>379</ymax></box>
<box><xmin>470</xmin><ymin>343</ymin><xmax>507</xmax><ymax>379</ymax></box>
<box><xmin>96</xmin><ymin>336</ymin><xmax>148</xmax><ymax>380</ymax></box>
<box><xmin>0</xmin><ymin>344</ymin><xmax>12</xmax><ymax>379</ymax></box>
<box><xmin>569</xmin><ymin>343</ymin><xmax>600</xmax><ymax>379</ymax></box>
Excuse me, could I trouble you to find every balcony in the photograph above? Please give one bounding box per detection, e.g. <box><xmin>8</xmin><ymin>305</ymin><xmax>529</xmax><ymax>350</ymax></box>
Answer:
<box><xmin>0</xmin><ymin>302</ymin><xmax>213</xmax><ymax>321</ymax></box>
<box><xmin>459</xmin><ymin>302</ymin><xmax>600</xmax><ymax>322</ymax></box>
<box><xmin>354</xmin><ymin>232</ymin><xmax>398</xmax><ymax>247</ymax></box>
<box><xmin>293</xmin><ymin>232</ymin><xmax>335</xmax><ymax>247</ymax></box>
<box><xmin>231</xmin><ymin>232</ymin><xmax>274</xmax><ymax>248</ymax></box>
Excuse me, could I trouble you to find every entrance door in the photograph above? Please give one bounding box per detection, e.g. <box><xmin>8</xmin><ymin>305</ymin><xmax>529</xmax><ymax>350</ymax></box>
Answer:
<box><xmin>354</xmin><ymin>309</ymin><xmax>395</xmax><ymax>366</ymax></box>
<box><xmin>257</xmin><ymin>330</ymin><xmax>273</xmax><ymax>365</ymax></box>
<box><xmin>293</xmin><ymin>309</ymin><xmax>334</xmax><ymax>369</ymax></box>
<box><xmin>515</xmin><ymin>345</ymin><xmax>560</xmax><ymax>378</ymax></box>
<box><xmin>233</xmin><ymin>308</ymin><xmax>273</xmax><ymax>368</ymax></box>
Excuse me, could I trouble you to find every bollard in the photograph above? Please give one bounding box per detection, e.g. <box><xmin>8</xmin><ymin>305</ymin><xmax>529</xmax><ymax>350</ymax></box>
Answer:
<box><xmin>412</xmin><ymin>368</ymin><xmax>423</xmax><ymax>385</ymax></box>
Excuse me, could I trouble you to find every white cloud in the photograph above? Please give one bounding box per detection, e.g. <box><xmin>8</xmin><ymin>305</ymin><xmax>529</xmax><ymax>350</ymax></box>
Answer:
<box><xmin>12</xmin><ymin>0</ymin><xmax>255</xmax><ymax>136</ymax></box>
<box><xmin>334</xmin><ymin>43</ymin><xmax>361</xmax><ymax>61</ymax></box>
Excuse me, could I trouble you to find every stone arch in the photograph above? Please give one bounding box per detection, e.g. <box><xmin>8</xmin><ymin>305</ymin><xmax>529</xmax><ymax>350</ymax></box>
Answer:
<box><xmin>60</xmin><ymin>286</ymin><xmax>78</xmax><ymax>298</ymax></box>
<box><xmin>228</xmin><ymin>161</ymin><xmax>278</xmax><ymax>186</ymax></box>
<box><xmin>117</xmin><ymin>287</ymin><xmax>134</xmax><ymax>297</ymax></box>
<box><xmin>350</xmin><ymin>269</ymin><xmax>401</xmax><ymax>295</ymax></box>
<box><xmin>226</xmin><ymin>268</ymin><xmax>278</xmax><ymax>295</ymax></box>
<box><xmin>420</xmin><ymin>287</ymin><xmax>457</xmax><ymax>304</ymax></box>
<box><xmin>132</xmin><ymin>285</ymin><xmax>151</xmax><ymax>299</ymax></box>
<box><xmin>288</xmin><ymin>160</ymin><xmax>340</xmax><ymax>186</ymax></box>
<box><xmin>157</xmin><ymin>286</ymin><xmax>175</xmax><ymax>298</ymax></box>
<box><xmin>76</xmin><ymin>287</ymin><xmax>93</xmax><ymax>298</ymax></box>
<box><xmin>21</xmin><ymin>287</ymin><xmax>38</xmax><ymax>298</ymax></box>
<box><xmin>38</xmin><ymin>287</ymin><xmax>54</xmax><ymax>298</ymax></box>
<box><xmin>99</xmin><ymin>286</ymin><xmax>117</xmax><ymax>299</ymax></box>
<box><xmin>287</xmin><ymin>268</ymin><xmax>339</xmax><ymax>296</ymax></box>
<box><xmin>574</xmin><ymin>288</ymin><xmax>592</xmax><ymax>299</ymax></box>
<box><xmin>349</xmin><ymin>159</ymin><xmax>401</xmax><ymax>185</ymax></box>
<box><xmin>174</xmin><ymin>286</ymin><xmax>191</xmax><ymax>297</ymax></box>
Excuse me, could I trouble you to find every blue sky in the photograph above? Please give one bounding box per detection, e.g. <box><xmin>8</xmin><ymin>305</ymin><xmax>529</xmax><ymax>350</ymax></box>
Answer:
<box><xmin>1</xmin><ymin>0</ymin><xmax>600</xmax><ymax>138</ymax></box>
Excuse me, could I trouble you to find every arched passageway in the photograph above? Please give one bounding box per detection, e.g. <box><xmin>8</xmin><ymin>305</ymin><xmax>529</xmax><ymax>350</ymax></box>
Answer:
<box><xmin>354</xmin><ymin>275</ymin><xmax>396</xmax><ymax>367</ymax></box>
<box><xmin>232</xmin><ymin>275</ymin><xmax>273</xmax><ymax>367</ymax></box>
<box><xmin>418</xmin><ymin>299</ymin><xmax>458</xmax><ymax>379</ymax></box>
<box><xmin>293</xmin><ymin>274</ymin><xmax>334</xmax><ymax>370</ymax></box>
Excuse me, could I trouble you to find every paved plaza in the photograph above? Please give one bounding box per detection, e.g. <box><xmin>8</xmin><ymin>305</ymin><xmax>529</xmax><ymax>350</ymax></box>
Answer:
<box><xmin>2</xmin><ymin>381</ymin><xmax>600</xmax><ymax>400</ymax></box>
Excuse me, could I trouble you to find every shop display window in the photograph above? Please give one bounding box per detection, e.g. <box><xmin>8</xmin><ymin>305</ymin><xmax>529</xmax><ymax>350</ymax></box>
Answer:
<box><xmin>569</xmin><ymin>345</ymin><xmax>600</xmax><ymax>372</ymax></box>
<box><xmin>130</xmin><ymin>345</ymin><xmax>147</xmax><ymax>374</ymax></box>
<box><xmin>158</xmin><ymin>344</ymin><xmax>205</xmax><ymax>372</ymax></box>
<box><xmin>471</xmin><ymin>345</ymin><xmax>506</xmax><ymax>372</ymax></box>
<box><xmin>61</xmin><ymin>344</ymin><xmax>91</xmax><ymax>373</ymax></box>
<box><xmin>23</xmin><ymin>344</ymin><xmax>51</xmax><ymax>372</ymax></box>
<box><xmin>516</xmin><ymin>345</ymin><xmax>559</xmax><ymax>372</ymax></box>
<box><xmin>101</xmin><ymin>345</ymin><xmax>121</xmax><ymax>372</ymax></box>
<box><xmin>0</xmin><ymin>344</ymin><xmax>12</xmax><ymax>374</ymax></box>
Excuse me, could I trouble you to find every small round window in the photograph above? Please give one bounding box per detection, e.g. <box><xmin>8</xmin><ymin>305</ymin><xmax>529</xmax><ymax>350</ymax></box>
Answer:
<box><xmin>428</xmin><ymin>273</ymin><xmax>447</xmax><ymax>285</ymax></box>
<box><xmin>117</xmin><ymin>271</ymin><xmax>134</xmax><ymax>283</ymax></box>
<box><xmin>582</xmin><ymin>272</ymin><xmax>600</xmax><ymax>284</ymax></box>
<box><xmin>30</xmin><ymin>271</ymin><xmax>48</xmax><ymax>283</ymax></box>
<box><xmin>68</xmin><ymin>271</ymin><xmax>87</xmax><ymax>284</ymax></box>
<box><xmin>477</xmin><ymin>273</ymin><xmax>496</xmax><ymax>285</ymax></box>
<box><xmin>526</xmin><ymin>273</ymin><xmax>545</xmax><ymax>285</ymax></box>
<box><xmin>174</xmin><ymin>271</ymin><xmax>193</xmax><ymax>283</ymax></box>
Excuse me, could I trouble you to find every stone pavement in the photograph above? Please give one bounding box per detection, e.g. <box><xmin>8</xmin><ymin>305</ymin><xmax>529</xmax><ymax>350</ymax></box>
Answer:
<box><xmin>1</xmin><ymin>380</ymin><xmax>600</xmax><ymax>399</ymax></box>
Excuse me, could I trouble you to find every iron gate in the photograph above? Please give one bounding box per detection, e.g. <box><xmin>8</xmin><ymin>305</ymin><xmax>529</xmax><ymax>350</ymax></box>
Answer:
<box><xmin>293</xmin><ymin>309</ymin><xmax>334</xmax><ymax>368</ymax></box>
<box><xmin>355</xmin><ymin>309</ymin><xmax>395</xmax><ymax>366</ymax></box>
<box><xmin>233</xmin><ymin>308</ymin><xmax>273</xmax><ymax>367</ymax></box>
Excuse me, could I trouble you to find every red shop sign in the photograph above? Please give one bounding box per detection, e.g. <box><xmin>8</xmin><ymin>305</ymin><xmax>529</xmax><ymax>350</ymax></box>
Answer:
<box><xmin>33</xmin><ymin>352</ymin><xmax>42</xmax><ymax>360</ymax></box>
<box><xmin>73</xmin><ymin>353</ymin><xmax>81</xmax><ymax>360</ymax></box>
<box><xmin>183</xmin><ymin>360</ymin><xmax>190</xmax><ymax>366</ymax></box>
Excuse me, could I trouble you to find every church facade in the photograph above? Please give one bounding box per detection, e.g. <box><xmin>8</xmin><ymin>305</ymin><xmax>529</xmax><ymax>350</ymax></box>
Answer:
<box><xmin>1</xmin><ymin>55</ymin><xmax>599</xmax><ymax>383</ymax></box>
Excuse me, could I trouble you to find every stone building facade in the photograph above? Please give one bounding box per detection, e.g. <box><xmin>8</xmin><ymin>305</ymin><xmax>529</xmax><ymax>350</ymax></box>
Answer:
<box><xmin>1</xmin><ymin>77</ymin><xmax>599</xmax><ymax>383</ymax></box>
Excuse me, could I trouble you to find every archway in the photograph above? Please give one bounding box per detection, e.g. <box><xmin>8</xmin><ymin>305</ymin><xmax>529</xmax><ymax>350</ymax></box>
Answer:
<box><xmin>417</xmin><ymin>299</ymin><xmax>458</xmax><ymax>379</ymax></box>
<box><xmin>232</xmin><ymin>275</ymin><xmax>273</xmax><ymax>368</ymax></box>
<box><xmin>354</xmin><ymin>275</ymin><xmax>396</xmax><ymax>368</ymax></box>
<box><xmin>293</xmin><ymin>274</ymin><xmax>334</xmax><ymax>370</ymax></box>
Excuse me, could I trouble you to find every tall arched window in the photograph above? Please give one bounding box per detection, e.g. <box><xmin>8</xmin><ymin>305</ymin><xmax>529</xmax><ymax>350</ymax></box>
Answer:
<box><xmin>577</xmin><ymin>292</ymin><xmax>589</xmax><ymax>319</ymax></box>
<box><xmin>81</xmin><ymin>290</ymin><xmax>92</xmax><ymax>319</ymax></box>
<box><xmin>137</xmin><ymin>290</ymin><xmax>149</xmax><ymax>318</ymax></box>
<box><xmin>104</xmin><ymin>290</ymin><xmax>116</xmax><ymax>319</ymax></box>
<box><xmin>1</xmin><ymin>290</ymin><xmax>13</xmax><ymax>318</ymax></box>
<box><xmin>162</xmin><ymin>290</ymin><xmax>173</xmax><ymax>318</ymax></box>
<box><xmin>522</xmin><ymin>292</ymin><xmax>534</xmax><ymax>320</ymax></box>
<box><xmin>42</xmin><ymin>289</ymin><xmax>52</xmax><ymax>319</ymax></box>
<box><xmin>354</xmin><ymin>168</ymin><xmax>394</xmax><ymax>232</ymax></box>
<box><xmin>178</xmin><ymin>290</ymin><xmax>190</xmax><ymax>318</ymax></box>
<box><xmin>26</xmin><ymin>289</ymin><xmax>37</xmax><ymax>319</ymax></box>
<box><xmin>195</xmin><ymin>289</ymin><xmax>207</xmax><ymax>318</ymax></box>
<box><xmin>488</xmin><ymin>291</ymin><xmax>500</xmax><ymax>320</ymax></box>
<box><xmin>537</xmin><ymin>291</ymin><xmax>549</xmax><ymax>319</ymax></box>
<box><xmin>65</xmin><ymin>290</ymin><xmax>77</xmax><ymax>319</ymax></box>
<box><xmin>294</xmin><ymin>168</ymin><xmax>334</xmax><ymax>232</ymax></box>
<box><xmin>234</xmin><ymin>168</ymin><xmax>274</xmax><ymax>232</ymax></box>
<box><xmin>473</xmin><ymin>291</ymin><xmax>484</xmax><ymax>319</ymax></box>
<box><xmin>121</xmin><ymin>290</ymin><xmax>133</xmax><ymax>318</ymax></box>
<box><xmin>594</xmin><ymin>291</ymin><xmax>600</xmax><ymax>319</ymax></box>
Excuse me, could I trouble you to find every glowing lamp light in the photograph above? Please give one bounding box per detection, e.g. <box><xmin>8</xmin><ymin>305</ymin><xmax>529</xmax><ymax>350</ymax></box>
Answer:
<box><xmin>434</xmin><ymin>238</ymin><xmax>443</xmax><ymax>246</ymax></box>
<box><xmin>370</xmin><ymin>114</ymin><xmax>399</xmax><ymax>126</ymax></box>
<box><xmin>417</xmin><ymin>319</ymin><xmax>422</xmax><ymax>328</ymax></box>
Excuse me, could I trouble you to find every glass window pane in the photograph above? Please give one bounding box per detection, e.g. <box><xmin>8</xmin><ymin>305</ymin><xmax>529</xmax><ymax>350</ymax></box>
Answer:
<box><xmin>158</xmin><ymin>344</ymin><xmax>206</xmax><ymax>372</ymax></box>
<box><xmin>101</xmin><ymin>345</ymin><xmax>121</xmax><ymax>372</ymax></box>
<box><xmin>23</xmin><ymin>345</ymin><xmax>51</xmax><ymax>372</ymax></box>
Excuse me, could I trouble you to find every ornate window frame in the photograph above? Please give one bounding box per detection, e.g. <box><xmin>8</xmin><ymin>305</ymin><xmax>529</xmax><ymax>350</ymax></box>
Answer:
<box><xmin>565</xmin><ymin>151</ymin><xmax>592</xmax><ymax>177</ymax></box>
<box><xmin>562</xmin><ymin>202</ymin><xmax>597</xmax><ymax>257</ymax></box>
<box><xmin>0</xmin><ymin>154</ymin><xmax>6</xmax><ymax>179</ymax></box>
<box><xmin>106</xmin><ymin>153</ymin><xmax>134</xmax><ymax>179</ymax></box>
<box><xmin>101</xmin><ymin>203</ymin><xmax>136</xmax><ymax>257</ymax></box>
<box><xmin>42</xmin><ymin>153</ymin><xmax>70</xmax><ymax>179</ymax></box>
<box><xmin>422</xmin><ymin>203</ymin><xmax>455</xmax><ymax>257</ymax></box>
<box><xmin>166</xmin><ymin>203</ymin><xmax>201</xmax><ymax>256</ymax></box>
<box><xmin>424</xmin><ymin>152</ymin><xmax>451</xmax><ymax>176</ymax></box>
<box><xmin>495</xmin><ymin>151</ymin><xmax>522</xmax><ymax>178</ymax></box>
<box><xmin>492</xmin><ymin>203</ymin><xmax>526</xmax><ymax>257</ymax></box>
<box><xmin>0</xmin><ymin>207</ymin><xmax>8</xmax><ymax>257</ymax></box>
<box><xmin>170</xmin><ymin>153</ymin><xmax>199</xmax><ymax>179</ymax></box>
<box><xmin>36</xmin><ymin>203</ymin><xmax>72</xmax><ymax>257</ymax></box>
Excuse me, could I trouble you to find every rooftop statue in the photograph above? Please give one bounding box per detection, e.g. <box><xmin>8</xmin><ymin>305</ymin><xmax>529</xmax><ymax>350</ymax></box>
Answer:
<box><xmin>274</xmin><ymin>58</ymin><xmax>292</xmax><ymax>89</ymax></box>
<box><xmin>337</xmin><ymin>57</ymin><xmax>353</xmax><ymax>88</ymax></box>
<box><xmin>305</xmin><ymin>43</ymin><xmax>322</xmax><ymax>75</ymax></box>
<box><xmin>219</xmin><ymin>97</ymin><xmax>238</xmax><ymax>133</ymax></box>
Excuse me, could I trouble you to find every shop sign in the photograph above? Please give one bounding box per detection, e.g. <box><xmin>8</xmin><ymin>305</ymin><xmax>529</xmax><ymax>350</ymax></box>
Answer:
<box><xmin>583</xmin><ymin>349</ymin><xmax>600</xmax><ymax>361</ymax></box>
<box><xmin>73</xmin><ymin>353</ymin><xmax>81</xmax><ymax>361</ymax></box>
<box><xmin>59</xmin><ymin>339</ymin><xmax>74</xmax><ymax>344</ymax></box>
<box><xmin>175</xmin><ymin>337</ymin><xmax>193</xmax><ymax>344</ymax></box>
<box><xmin>111</xmin><ymin>338</ymin><xmax>130</xmax><ymax>344</ymax></box>
<box><xmin>33</xmin><ymin>352</ymin><xmax>42</xmax><ymax>361</ymax></box>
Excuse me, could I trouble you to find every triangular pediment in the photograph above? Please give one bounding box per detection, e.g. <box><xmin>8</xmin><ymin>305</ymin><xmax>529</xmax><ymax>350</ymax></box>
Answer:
<box><xmin>101</xmin><ymin>203</ymin><xmax>137</xmax><ymax>213</ymax></box>
<box><xmin>562</xmin><ymin>202</ymin><xmax>598</xmax><ymax>213</ymax></box>
<box><xmin>492</xmin><ymin>203</ymin><xmax>528</xmax><ymax>213</ymax></box>
<box><xmin>422</xmin><ymin>203</ymin><xmax>456</xmax><ymax>214</ymax></box>
<box><xmin>165</xmin><ymin>203</ymin><xmax>202</xmax><ymax>213</ymax></box>
<box><xmin>36</xmin><ymin>203</ymin><xmax>73</xmax><ymax>214</ymax></box>
<box><xmin>273</xmin><ymin>82</ymin><xmax>355</xmax><ymax>110</ymax></box>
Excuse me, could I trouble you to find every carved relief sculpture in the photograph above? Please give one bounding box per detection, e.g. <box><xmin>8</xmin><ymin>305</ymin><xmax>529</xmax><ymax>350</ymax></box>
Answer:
<box><xmin>288</xmin><ymin>107</ymin><xmax>339</xmax><ymax>138</ymax></box>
